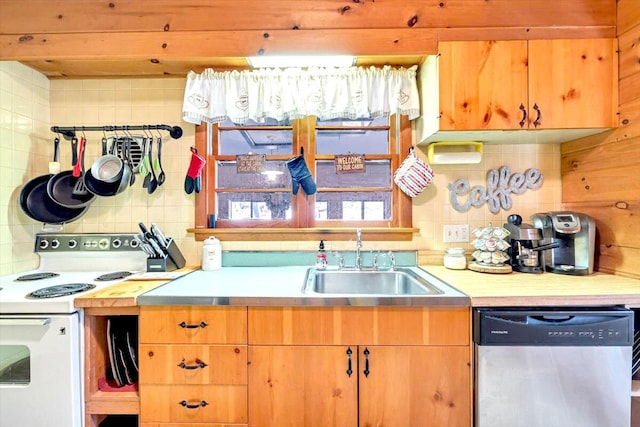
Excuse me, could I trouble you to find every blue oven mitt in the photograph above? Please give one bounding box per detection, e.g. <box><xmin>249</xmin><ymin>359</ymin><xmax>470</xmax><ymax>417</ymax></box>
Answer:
<box><xmin>286</xmin><ymin>155</ymin><xmax>316</xmax><ymax>195</ymax></box>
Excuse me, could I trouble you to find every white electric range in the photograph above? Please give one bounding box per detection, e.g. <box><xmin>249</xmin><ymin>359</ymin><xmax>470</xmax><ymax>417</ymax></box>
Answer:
<box><xmin>0</xmin><ymin>233</ymin><xmax>147</xmax><ymax>427</ymax></box>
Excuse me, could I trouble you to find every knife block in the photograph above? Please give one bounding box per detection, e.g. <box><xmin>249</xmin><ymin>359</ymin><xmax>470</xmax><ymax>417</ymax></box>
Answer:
<box><xmin>146</xmin><ymin>238</ymin><xmax>186</xmax><ymax>272</ymax></box>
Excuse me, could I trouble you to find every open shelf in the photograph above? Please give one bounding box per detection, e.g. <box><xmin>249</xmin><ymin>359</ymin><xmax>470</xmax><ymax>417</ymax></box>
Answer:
<box><xmin>84</xmin><ymin>307</ymin><xmax>140</xmax><ymax>427</ymax></box>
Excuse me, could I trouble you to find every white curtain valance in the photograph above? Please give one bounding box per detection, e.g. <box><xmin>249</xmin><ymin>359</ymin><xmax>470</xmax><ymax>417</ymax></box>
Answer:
<box><xmin>182</xmin><ymin>65</ymin><xmax>420</xmax><ymax>125</ymax></box>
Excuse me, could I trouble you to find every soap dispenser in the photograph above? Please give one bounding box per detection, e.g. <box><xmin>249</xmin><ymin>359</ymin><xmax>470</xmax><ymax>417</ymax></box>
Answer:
<box><xmin>316</xmin><ymin>240</ymin><xmax>328</xmax><ymax>270</ymax></box>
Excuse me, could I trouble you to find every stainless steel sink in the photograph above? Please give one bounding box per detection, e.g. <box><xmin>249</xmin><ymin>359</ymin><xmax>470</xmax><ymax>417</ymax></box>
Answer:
<box><xmin>302</xmin><ymin>267</ymin><xmax>443</xmax><ymax>296</ymax></box>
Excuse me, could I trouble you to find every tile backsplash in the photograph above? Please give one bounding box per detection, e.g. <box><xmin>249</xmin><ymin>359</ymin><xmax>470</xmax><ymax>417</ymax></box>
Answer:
<box><xmin>1</xmin><ymin>62</ymin><xmax>561</xmax><ymax>274</ymax></box>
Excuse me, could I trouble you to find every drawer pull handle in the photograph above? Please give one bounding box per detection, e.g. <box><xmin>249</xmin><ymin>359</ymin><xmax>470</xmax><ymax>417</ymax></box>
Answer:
<box><xmin>178</xmin><ymin>321</ymin><xmax>208</xmax><ymax>329</ymax></box>
<box><xmin>177</xmin><ymin>359</ymin><xmax>208</xmax><ymax>370</ymax></box>
<box><xmin>346</xmin><ymin>347</ymin><xmax>353</xmax><ymax>377</ymax></box>
<box><xmin>179</xmin><ymin>400</ymin><xmax>208</xmax><ymax>409</ymax></box>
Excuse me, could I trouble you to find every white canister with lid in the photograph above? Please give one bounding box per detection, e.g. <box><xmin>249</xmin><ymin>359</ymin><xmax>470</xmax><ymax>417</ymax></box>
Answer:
<box><xmin>202</xmin><ymin>236</ymin><xmax>222</xmax><ymax>270</ymax></box>
<box><xmin>444</xmin><ymin>247</ymin><xmax>467</xmax><ymax>270</ymax></box>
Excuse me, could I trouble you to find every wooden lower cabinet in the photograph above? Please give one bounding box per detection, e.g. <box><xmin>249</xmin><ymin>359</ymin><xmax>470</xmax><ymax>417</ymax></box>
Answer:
<box><xmin>248</xmin><ymin>345</ymin><xmax>470</xmax><ymax>427</ymax></box>
<box><xmin>138</xmin><ymin>306</ymin><xmax>472</xmax><ymax>427</ymax></box>
<box><xmin>248</xmin><ymin>346</ymin><xmax>358</xmax><ymax>427</ymax></box>
<box><xmin>247</xmin><ymin>307</ymin><xmax>472</xmax><ymax>427</ymax></box>
<box><xmin>139</xmin><ymin>306</ymin><xmax>249</xmax><ymax>426</ymax></box>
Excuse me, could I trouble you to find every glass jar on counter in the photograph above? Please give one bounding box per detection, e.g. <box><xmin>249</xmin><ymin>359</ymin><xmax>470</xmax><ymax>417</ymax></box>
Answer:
<box><xmin>444</xmin><ymin>247</ymin><xmax>467</xmax><ymax>270</ymax></box>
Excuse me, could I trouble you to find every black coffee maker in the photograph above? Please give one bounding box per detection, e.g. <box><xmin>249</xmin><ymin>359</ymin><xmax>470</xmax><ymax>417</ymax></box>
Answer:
<box><xmin>504</xmin><ymin>214</ymin><xmax>559</xmax><ymax>273</ymax></box>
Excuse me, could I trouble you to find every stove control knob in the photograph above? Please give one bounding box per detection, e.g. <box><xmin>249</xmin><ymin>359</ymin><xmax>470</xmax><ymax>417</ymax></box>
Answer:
<box><xmin>112</xmin><ymin>238</ymin><xmax>122</xmax><ymax>249</ymax></box>
<box><xmin>68</xmin><ymin>239</ymin><xmax>78</xmax><ymax>249</ymax></box>
<box><xmin>39</xmin><ymin>239</ymin><xmax>49</xmax><ymax>250</ymax></box>
<box><xmin>50</xmin><ymin>239</ymin><xmax>60</xmax><ymax>249</ymax></box>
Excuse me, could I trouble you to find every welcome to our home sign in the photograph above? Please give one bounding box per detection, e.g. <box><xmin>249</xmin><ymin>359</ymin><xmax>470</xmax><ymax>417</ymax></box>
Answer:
<box><xmin>448</xmin><ymin>165</ymin><xmax>543</xmax><ymax>214</ymax></box>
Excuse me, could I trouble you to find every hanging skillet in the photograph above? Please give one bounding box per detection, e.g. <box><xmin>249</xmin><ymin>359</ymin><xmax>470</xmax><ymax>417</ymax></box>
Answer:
<box><xmin>19</xmin><ymin>137</ymin><xmax>87</xmax><ymax>224</ymax></box>
<box><xmin>47</xmin><ymin>136</ymin><xmax>96</xmax><ymax>208</ymax></box>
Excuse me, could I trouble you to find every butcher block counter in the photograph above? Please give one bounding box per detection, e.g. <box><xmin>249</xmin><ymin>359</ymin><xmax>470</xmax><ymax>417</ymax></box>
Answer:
<box><xmin>73</xmin><ymin>265</ymin><xmax>640</xmax><ymax>308</ymax></box>
<box><xmin>75</xmin><ymin>269</ymin><xmax>195</xmax><ymax>309</ymax></box>
<box><xmin>420</xmin><ymin>266</ymin><xmax>640</xmax><ymax>307</ymax></box>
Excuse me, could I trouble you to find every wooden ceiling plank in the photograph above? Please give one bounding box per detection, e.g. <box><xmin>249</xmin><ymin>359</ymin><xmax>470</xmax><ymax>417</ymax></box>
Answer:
<box><xmin>0</xmin><ymin>28</ymin><xmax>438</xmax><ymax>61</ymax></box>
<box><xmin>0</xmin><ymin>0</ymin><xmax>616</xmax><ymax>34</ymax></box>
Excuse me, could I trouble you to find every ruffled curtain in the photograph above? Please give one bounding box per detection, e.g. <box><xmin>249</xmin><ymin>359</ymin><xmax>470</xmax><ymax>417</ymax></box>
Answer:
<box><xmin>182</xmin><ymin>65</ymin><xmax>420</xmax><ymax>125</ymax></box>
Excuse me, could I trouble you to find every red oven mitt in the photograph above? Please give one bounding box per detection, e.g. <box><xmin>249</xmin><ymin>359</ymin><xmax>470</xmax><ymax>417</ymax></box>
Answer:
<box><xmin>184</xmin><ymin>147</ymin><xmax>206</xmax><ymax>194</ymax></box>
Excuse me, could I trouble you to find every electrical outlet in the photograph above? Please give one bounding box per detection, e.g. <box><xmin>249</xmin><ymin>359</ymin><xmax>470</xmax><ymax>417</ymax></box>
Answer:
<box><xmin>443</xmin><ymin>224</ymin><xmax>469</xmax><ymax>243</ymax></box>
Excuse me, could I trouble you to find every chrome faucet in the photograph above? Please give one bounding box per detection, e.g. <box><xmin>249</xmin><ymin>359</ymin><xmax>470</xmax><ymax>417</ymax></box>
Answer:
<box><xmin>355</xmin><ymin>228</ymin><xmax>362</xmax><ymax>270</ymax></box>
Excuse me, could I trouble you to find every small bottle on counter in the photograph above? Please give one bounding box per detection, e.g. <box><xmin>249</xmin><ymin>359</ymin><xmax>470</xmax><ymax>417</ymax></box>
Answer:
<box><xmin>202</xmin><ymin>236</ymin><xmax>222</xmax><ymax>271</ymax></box>
<box><xmin>315</xmin><ymin>240</ymin><xmax>328</xmax><ymax>270</ymax></box>
<box><xmin>444</xmin><ymin>247</ymin><xmax>467</xmax><ymax>270</ymax></box>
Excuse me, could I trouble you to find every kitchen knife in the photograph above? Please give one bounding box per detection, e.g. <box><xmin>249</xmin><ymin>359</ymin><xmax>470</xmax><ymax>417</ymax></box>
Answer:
<box><xmin>150</xmin><ymin>223</ymin><xmax>169</xmax><ymax>248</ymax></box>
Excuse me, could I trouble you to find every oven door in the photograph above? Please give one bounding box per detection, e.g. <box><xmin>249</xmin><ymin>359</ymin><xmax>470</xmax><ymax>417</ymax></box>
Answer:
<box><xmin>0</xmin><ymin>313</ymin><xmax>82</xmax><ymax>427</ymax></box>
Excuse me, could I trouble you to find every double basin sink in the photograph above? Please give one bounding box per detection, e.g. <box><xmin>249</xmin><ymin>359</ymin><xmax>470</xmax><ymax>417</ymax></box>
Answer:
<box><xmin>302</xmin><ymin>267</ymin><xmax>444</xmax><ymax>296</ymax></box>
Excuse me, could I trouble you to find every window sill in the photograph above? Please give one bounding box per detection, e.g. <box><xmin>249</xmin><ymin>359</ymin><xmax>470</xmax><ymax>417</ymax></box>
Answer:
<box><xmin>188</xmin><ymin>227</ymin><xmax>419</xmax><ymax>242</ymax></box>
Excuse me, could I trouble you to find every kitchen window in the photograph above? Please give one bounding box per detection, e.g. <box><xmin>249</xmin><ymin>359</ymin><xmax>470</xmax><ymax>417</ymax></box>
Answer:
<box><xmin>192</xmin><ymin>114</ymin><xmax>415</xmax><ymax>241</ymax></box>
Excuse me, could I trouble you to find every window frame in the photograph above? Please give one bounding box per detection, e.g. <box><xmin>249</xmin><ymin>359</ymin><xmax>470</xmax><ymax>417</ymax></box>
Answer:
<box><xmin>191</xmin><ymin>115</ymin><xmax>417</xmax><ymax>241</ymax></box>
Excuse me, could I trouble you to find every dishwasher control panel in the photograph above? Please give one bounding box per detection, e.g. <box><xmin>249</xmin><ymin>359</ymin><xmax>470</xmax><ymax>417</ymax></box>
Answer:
<box><xmin>473</xmin><ymin>307</ymin><xmax>634</xmax><ymax>346</ymax></box>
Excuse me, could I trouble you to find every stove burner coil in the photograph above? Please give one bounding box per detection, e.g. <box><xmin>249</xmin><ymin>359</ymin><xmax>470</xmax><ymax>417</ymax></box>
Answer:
<box><xmin>95</xmin><ymin>271</ymin><xmax>133</xmax><ymax>281</ymax></box>
<box><xmin>26</xmin><ymin>283</ymin><xmax>96</xmax><ymax>299</ymax></box>
<box><xmin>15</xmin><ymin>272</ymin><xmax>60</xmax><ymax>281</ymax></box>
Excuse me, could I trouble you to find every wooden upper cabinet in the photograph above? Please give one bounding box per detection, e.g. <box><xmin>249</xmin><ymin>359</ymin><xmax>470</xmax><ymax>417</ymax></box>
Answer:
<box><xmin>438</xmin><ymin>40</ymin><xmax>528</xmax><ymax>130</ymax></box>
<box><xmin>528</xmin><ymin>39</ymin><xmax>618</xmax><ymax>129</ymax></box>
<box><xmin>435</xmin><ymin>39</ymin><xmax>618</xmax><ymax>132</ymax></box>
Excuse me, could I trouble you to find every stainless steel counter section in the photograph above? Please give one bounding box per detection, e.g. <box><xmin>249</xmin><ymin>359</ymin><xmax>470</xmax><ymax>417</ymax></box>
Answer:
<box><xmin>137</xmin><ymin>266</ymin><xmax>470</xmax><ymax>307</ymax></box>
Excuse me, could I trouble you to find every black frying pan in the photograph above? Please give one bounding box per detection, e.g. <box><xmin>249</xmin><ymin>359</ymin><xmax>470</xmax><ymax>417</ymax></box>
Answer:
<box><xmin>18</xmin><ymin>138</ymin><xmax>87</xmax><ymax>224</ymax></box>
<box><xmin>47</xmin><ymin>137</ymin><xmax>95</xmax><ymax>208</ymax></box>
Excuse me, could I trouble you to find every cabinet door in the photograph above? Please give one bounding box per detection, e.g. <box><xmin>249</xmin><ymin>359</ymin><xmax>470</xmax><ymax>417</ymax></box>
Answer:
<box><xmin>359</xmin><ymin>346</ymin><xmax>471</xmax><ymax>427</ymax></box>
<box><xmin>528</xmin><ymin>38</ymin><xmax>618</xmax><ymax>129</ymax></box>
<box><xmin>248</xmin><ymin>346</ymin><xmax>357</xmax><ymax>427</ymax></box>
<box><xmin>438</xmin><ymin>40</ymin><xmax>528</xmax><ymax>130</ymax></box>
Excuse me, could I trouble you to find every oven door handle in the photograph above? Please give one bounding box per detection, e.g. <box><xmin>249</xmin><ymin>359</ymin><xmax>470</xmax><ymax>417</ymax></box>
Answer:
<box><xmin>0</xmin><ymin>318</ymin><xmax>51</xmax><ymax>326</ymax></box>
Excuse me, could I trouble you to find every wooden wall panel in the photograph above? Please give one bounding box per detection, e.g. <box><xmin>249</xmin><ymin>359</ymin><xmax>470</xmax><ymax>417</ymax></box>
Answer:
<box><xmin>560</xmin><ymin>0</ymin><xmax>640</xmax><ymax>279</ymax></box>
<box><xmin>618</xmin><ymin>24</ymin><xmax>640</xmax><ymax>80</ymax></box>
<box><xmin>617</xmin><ymin>0</ymin><xmax>640</xmax><ymax>35</ymax></box>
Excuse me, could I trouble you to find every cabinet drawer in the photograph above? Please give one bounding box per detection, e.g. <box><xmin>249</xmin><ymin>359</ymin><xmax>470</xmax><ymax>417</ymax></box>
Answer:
<box><xmin>140</xmin><ymin>306</ymin><xmax>247</xmax><ymax>344</ymax></box>
<box><xmin>140</xmin><ymin>384</ymin><xmax>247</xmax><ymax>423</ymax></box>
<box><xmin>249</xmin><ymin>307</ymin><xmax>470</xmax><ymax>345</ymax></box>
<box><xmin>139</xmin><ymin>344</ymin><xmax>247</xmax><ymax>385</ymax></box>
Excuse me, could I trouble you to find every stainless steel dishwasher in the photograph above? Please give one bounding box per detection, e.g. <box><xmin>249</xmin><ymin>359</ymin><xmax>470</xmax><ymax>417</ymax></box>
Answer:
<box><xmin>474</xmin><ymin>307</ymin><xmax>633</xmax><ymax>427</ymax></box>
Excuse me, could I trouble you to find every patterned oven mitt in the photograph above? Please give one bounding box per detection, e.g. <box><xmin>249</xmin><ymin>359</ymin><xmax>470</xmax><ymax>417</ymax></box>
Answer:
<box><xmin>184</xmin><ymin>147</ymin><xmax>206</xmax><ymax>194</ymax></box>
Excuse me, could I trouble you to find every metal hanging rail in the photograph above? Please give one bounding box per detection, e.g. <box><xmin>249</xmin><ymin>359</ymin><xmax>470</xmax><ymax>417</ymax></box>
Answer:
<box><xmin>50</xmin><ymin>124</ymin><xmax>183</xmax><ymax>140</ymax></box>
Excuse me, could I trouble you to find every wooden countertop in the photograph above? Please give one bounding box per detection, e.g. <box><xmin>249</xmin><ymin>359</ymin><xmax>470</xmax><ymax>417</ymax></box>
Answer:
<box><xmin>74</xmin><ymin>265</ymin><xmax>640</xmax><ymax>309</ymax></box>
<box><xmin>74</xmin><ymin>269</ymin><xmax>195</xmax><ymax>308</ymax></box>
<box><xmin>420</xmin><ymin>266</ymin><xmax>640</xmax><ymax>307</ymax></box>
